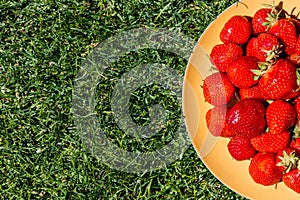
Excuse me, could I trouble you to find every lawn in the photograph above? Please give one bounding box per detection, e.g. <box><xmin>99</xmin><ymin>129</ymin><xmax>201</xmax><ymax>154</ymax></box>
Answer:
<box><xmin>0</xmin><ymin>0</ymin><xmax>246</xmax><ymax>199</ymax></box>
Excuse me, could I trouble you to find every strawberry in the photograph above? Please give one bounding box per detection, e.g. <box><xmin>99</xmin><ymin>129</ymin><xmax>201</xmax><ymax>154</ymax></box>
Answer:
<box><xmin>282</xmin><ymin>167</ymin><xmax>300</xmax><ymax>194</ymax></box>
<box><xmin>252</xmin><ymin>8</ymin><xmax>273</xmax><ymax>35</ymax></box>
<box><xmin>266</xmin><ymin>100</ymin><xmax>296</xmax><ymax>134</ymax></box>
<box><xmin>258</xmin><ymin>59</ymin><xmax>298</xmax><ymax>99</ymax></box>
<box><xmin>227</xmin><ymin>136</ymin><xmax>256</xmax><ymax>160</ymax></box>
<box><xmin>210</xmin><ymin>43</ymin><xmax>243</xmax><ymax>72</ymax></box>
<box><xmin>291</xmin><ymin>138</ymin><xmax>300</xmax><ymax>155</ymax></box>
<box><xmin>246</xmin><ymin>33</ymin><xmax>281</xmax><ymax>62</ymax></box>
<box><xmin>205</xmin><ymin>106</ymin><xmax>235</xmax><ymax>137</ymax></box>
<box><xmin>276</xmin><ymin>148</ymin><xmax>298</xmax><ymax>172</ymax></box>
<box><xmin>239</xmin><ymin>85</ymin><xmax>265</xmax><ymax>100</ymax></box>
<box><xmin>268</xmin><ymin>19</ymin><xmax>298</xmax><ymax>55</ymax></box>
<box><xmin>226</xmin><ymin>98</ymin><xmax>266</xmax><ymax>139</ymax></box>
<box><xmin>249</xmin><ymin>152</ymin><xmax>282</xmax><ymax>186</ymax></box>
<box><xmin>226</xmin><ymin>56</ymin><xmax>259</xmax><ymax>89</ymax></box>
<box><xmin>220</xmin><ymin>15</ymin><xmax>252</xmax><ymax>45</ymax></box>
<box><xmin>203</xmin><ymin>72</ymin><xmax>235</xmax><ymax>106</ymax></box>
<box><xmin>250</xmin><ymin>131</ymin><xmax>291</xmax><ymax>153</ymax></box>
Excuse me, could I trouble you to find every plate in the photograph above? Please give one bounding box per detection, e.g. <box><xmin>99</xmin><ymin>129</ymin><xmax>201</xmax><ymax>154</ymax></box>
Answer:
<box><xmin>182</xmin><ymin>0</ymin><xmax>300</xmax><ymax>199</ymax></box>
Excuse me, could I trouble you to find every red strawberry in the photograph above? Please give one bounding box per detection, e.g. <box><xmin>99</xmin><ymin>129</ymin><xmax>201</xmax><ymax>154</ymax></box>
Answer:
<box><xmin>252</xmin><ymin>8</ymin><xmax>273</xmax><ymax>35</ymax></box>
<box><xmin>210</xmin><ymin>43</ymin><xmax>243</xmax><ymax>72</ymax></box>
<box><xmin>246</xmin><ymin>33</ymin><xmax>281</xmax><ymax>62</ymax></box>
<box><xmin>227</xmin><ymin>136</ymin><xmax>256</xmax><ymax>160</ymax></box>
<box><xmin>203</xmin><ymin>72</ymin><xmax>235</xmax><ymax>106</ymax></box>
<box><xmin>291</xmin><ymin>138</ymin><xmax>300</xmax><ymax>155</ymax></box>
<box><xmin>258</xmin><ymin>59</ymin><xmax>298</xmax><ymax>99</ymax></box>
<box><xmin>276</xmin><ymin>148</ymin><xmax>298</xmax><ymax>172</ymax></box>
<box><xmin>249</xmin><ymin>152</ymin><xmax>282</xmax><ymax>186</ymax></box>
<box><xmin>226</xmin><ymin>98</ymin><xmax>266</xmax><ymax>139</ymax></box>
<box><xmin>226</xmin><ymin>56</ymin><xmax>259</xmax><ymax>89</ymax></box>
<box><xmin>282</xmin><ymin>167</ymin><xmax>300</xmax><ymax>194</ymax></box>
<box><xmin>266</xmin><ymin>100</ymin><xmax>296</xmax><ymax>134</ymax></box>
<box><xmin>205</xmin><ymin>106</ymin><xmax>235</xmax><ymax>137</ymax></box>
<box><xmin>220</xmin><ymin>15</ymin><xmax>252</xmax><ymax>45</ymax></box>
<box><xmin>250</xmin><ymin>131</ymin><xmax>290</xmax><ymax>153</ymax></box>
<box><xmin>268</xmin><ymin>19</ymin><xmax>298</xmax><ymax>55</ymax></box>
<box><xmin>239</xmin><ymin>85</ymin><xmax>265</xmax><ymax>100</ymax></box>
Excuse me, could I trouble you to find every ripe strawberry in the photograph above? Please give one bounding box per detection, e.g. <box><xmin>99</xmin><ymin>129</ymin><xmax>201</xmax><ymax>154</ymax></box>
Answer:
<box><xmin>291</xmin><ymin>138</ymin><xmax>300</xmax><ymax>155</ymax></box>
<box><xmin>220</xmin><ymin>15</ymin><xmax>252</xmax><ymax>45</ymax></box>
<box><xmin>226</xmin><ymin>56</ymin><xmax>259</xmax><ymax>89</ymax></box>
<box><xmin>227</xmin><ymin>136</ymin><xmax>256</xmax><ymax>160</ymax></box>
<box><xmin>250</xmin><ymin>131</ymin><xmax>290</xmax><ymax>153</ymax></box>
<box><xmin>210</xmin><ymin>43</ymin><xmax>243</xmax><ymax>72</ymax></box>
<box><xmin>203</xmin><ymin>72</ymin><xmax>235</xmax><ymax>106</ymax></box>
<box><xmin>282</xmin><ymin>167</ymin><xmax>300</xmax><ymax>194</ymax></box>
<box><xmin>276</xmin><ymin>148</ymin><xmax>298</xmax><ymax>172</ymax></box>
<box><xmin>239</xmin><ymin>85</ymin><xmax>265</xmax><ymax>100</ymax></box>
<box><xmin>205</xmin><ymin>106</ymin><xmax>235</xmax><ymax>137</ymax></box>
<box><xmin>249</xmin><ymin>152</ymin><xmax>282</xmax><ymax>186</ymax></box>
<box><xmin>268</xmin><ymin>19</ymin><xmax>298</xmax><ymax>55</ymax></box>
<box><xmin>252</xmin><ymin>8</ymin><xmax>273</xmax><ymax>35</ymax></box>
<box><xmin>266</xmin><ymin>100</ymin><xmax>296</xmax><ymax>134</ymax></box>
<box><xmin>258</xmin><ymin>59</ymin><xmax>298</xmax><ymax>99</ymax></box>
<box><xmin>246</xmin><ymin>33</ymin><xmax>281</xmax><ymax>62</ymax></box>
<box><xmin>226</xmin><ymin>98</ymin><xmax>266</xmax><ymax>139</ymax></box>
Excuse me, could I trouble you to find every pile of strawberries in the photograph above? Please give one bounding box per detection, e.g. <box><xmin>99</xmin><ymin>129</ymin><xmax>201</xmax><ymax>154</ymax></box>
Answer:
<box><xmin>203</xmin><ymin>2</ymin><xmax>300</xmax><ymax>193</ymax></box>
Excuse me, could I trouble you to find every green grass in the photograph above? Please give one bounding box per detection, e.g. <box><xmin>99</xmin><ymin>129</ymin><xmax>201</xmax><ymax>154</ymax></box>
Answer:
<box><xmin>0</xmin><ymin>0</ymin><xmax>247</xmax><ymax>199</ymax></box>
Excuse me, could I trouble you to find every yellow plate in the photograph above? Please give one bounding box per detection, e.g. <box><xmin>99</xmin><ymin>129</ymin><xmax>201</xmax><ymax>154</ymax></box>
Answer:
<box><xmin>183</xmin><ymin>0</ymin><xmax>300</xmax><ymax>199</ymax></box>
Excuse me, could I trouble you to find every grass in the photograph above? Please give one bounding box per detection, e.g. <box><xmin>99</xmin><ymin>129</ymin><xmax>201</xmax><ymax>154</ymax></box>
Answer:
<box><xmin>0</xmin><ymin>0</ymin><xmax>247</xmax><ymax>199</ymax></box>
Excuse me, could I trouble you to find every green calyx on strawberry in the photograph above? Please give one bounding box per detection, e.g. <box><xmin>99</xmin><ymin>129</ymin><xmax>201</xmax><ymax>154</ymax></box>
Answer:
<box><xmin>276</xmin><ymin>149</ymin><xmax>298</xmax><ymax>173</ymax></box>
